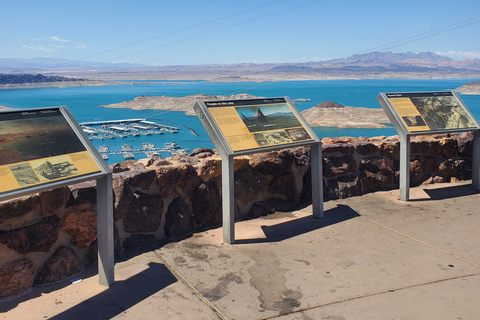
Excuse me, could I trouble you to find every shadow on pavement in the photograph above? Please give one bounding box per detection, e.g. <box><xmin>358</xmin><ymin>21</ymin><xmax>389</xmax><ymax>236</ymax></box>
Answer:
<box><xmin>46</xmin><ymin>262</ymin><xmax>176</xmax><ymax>320</ymax></box>
<box><xmin>235</xmin><ymin>204</ymin><xmax>360</xmax><ymax>244</ymax></box>
<box><xmin>418</xmin><ymin>183</ymin><xmax>479</xmax><ymax>201</ymax></box>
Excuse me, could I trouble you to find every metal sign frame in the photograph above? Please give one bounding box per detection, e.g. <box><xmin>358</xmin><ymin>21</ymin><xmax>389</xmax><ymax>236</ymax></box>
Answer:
<box><xmin>377</xmin><ymin>91</ymin><xmax>480</xmax><ymax>201</ymax></box>
<box><xmin>194</xmin><ymin>97</ymin><xmax>323</xmax><ymax>244</ymax></box>
<box><xmin>0</xmin><ymin>106</ymin><xmax>114</xmax><ymax>286</ymax></box>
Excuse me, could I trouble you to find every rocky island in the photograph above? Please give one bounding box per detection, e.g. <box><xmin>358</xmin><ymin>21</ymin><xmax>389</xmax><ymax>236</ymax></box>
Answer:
<box><xmin>101</xmin><ymin>94</ymin><xmax>390</xmax><ymax>129</ymax></box>
<box><xmin>300</xmin><ymin>101</ymin><xmax>390</xmax><ymax>128</ymax></box>
<box><xmin>100</xmin><ymin>93</ymin><xmax>266</xmax><ymax>115</ymax></box>
<box><xmin>455</xmin><ymin>81</ymin><xmax>480</xmax><ymax>95</ymax></box>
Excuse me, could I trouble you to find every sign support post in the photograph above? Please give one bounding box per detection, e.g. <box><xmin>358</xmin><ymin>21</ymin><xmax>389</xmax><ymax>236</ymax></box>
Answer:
<box><xmin>221</xmin><ymin>153</ymin><xmax>235</xmax><ymax>244</ymax></box>
<box><xmin>473</xmin><ymin>131</ymin><xmax>480</xmax><ymax>191</ymax></box>
<box><xmin>311</xmin><ymin>142</ymin><xmax>324</xmax><ymax>218</ymax></box>
<box><xmin>399</xmin><ymin>134</ymin><xmax>411</xmax><ymax>201</ymax></box>
<box><xmin>96</xmin><ymin>172</ymin><xmax>115</xmax><ymax>286</ymax></box>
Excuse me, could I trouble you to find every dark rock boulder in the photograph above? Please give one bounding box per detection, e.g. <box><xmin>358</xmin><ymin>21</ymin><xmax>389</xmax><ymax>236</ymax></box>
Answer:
<box><xmin>0</xmin><ymin>259</ymin><xmax>35</xmax><ymax>299</ymax></box>
<box><xmin>0</xmin><ymin>215</ymin><xmax>60</xmax><ymax>254</ymax></box>
<box><xmin>34</xmin><ymin>246</ymin><xmax>80</xmax><ymax>285</ymax></box>
<box><xmin>122</xmin><ymin>191</ymin><xmax>164</xmax><ymax>233</ymax></box>
<box><xmin>191</xmin><ymin>180</ymin><xmax>221</xmax><ymax>228</ymax></box>
<box><xmin>165</xmin><ymin>197</ymin><xmax>194</xmax><ymax>238</ymax></box>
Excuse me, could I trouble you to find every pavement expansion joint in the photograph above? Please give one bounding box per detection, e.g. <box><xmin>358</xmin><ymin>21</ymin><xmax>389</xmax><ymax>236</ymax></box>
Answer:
<box><xmin>153</xmin><ymin>250</ymin><xmax>228</xmax><ymax>320</ymax></box>
<box><xmin>360</xmin><ymin>215</ymin><xmax>480</xmax><ymax>268</ymax></box>
<box><xmin>259</xmin><ymin>272</ymin><xmax>480</xmax><ymax>320</ymax></box>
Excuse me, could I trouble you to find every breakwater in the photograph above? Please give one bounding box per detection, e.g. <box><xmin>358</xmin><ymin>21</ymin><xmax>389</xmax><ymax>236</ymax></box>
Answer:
<box><xmin>0</xmin><ymin>132</ymin><xmax>475</xmax><ymax>299</ymax></box>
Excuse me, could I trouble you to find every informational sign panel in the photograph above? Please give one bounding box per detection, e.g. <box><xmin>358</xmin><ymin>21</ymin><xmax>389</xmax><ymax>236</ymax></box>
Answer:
<box><xmin>196</xmin><ymin>97</ymin><xmax>317</xmax><ymax>155</ymax></box>
<box><xmin>378</xmin><ymin>91</ymin><xmax>479</xmax><ymax>135</ymax></box>
<box><xmin>377</xmin><ymin>91</ymin><xmax>480</xmax><ymax>201</ymax></box>
<box><xmin>0</xmin><ymin>107</ymin><xmax>103</xmax><ymax>196</ymax></box>
<box><xmin>195</xmin><ymin>97</ymin><xmax>323</xmax><ymax>244</ymax></box>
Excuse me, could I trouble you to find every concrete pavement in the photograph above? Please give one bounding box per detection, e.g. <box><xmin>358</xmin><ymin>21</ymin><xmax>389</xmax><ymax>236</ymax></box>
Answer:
<box><xmin>1</xmin><ymin>181</ymin><xmax>479</xmax><ymax>319</ymax></box>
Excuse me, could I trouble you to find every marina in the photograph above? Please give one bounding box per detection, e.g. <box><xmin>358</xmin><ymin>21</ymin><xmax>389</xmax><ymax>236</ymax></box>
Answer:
<box><xmin>80</xmin><ymin>119</ymin><xmax>189</xmax><ymax>160</ymax></box>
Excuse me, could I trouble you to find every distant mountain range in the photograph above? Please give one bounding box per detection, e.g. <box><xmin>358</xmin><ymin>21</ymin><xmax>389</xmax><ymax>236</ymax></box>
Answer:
<box><xmin>1</xmin><ymin>51</ymin><xmax>480</xmax><ymax>81</ymax></box>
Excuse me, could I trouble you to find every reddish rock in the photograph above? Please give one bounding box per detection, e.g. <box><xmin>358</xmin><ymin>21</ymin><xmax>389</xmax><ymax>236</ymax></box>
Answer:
<box><xmin>456</xmin><ymin>132</ymin><xmax>473</xmax><ymax>157</ymax></box>
<box><xmin>322</xmin><ymin>142</ymin><xmax>355</xmax><ymax>155</ymax></box>
<box><xmin>122</xmin><ymin>190</ymin><xmax>164</xmax><ymax>233</ymax></box>
<box><xmin>191</xmin><ymin>180</ymin><xmax>221</xmax><ymax>228</ymax></box>
<box><xmin>0</xmin><ymin>215</ymin><xmax>60</xmax><ymax>254</ymax></box>
<box><xmin>249</xmin><ymin>150</ymin><xmax>294</xmax><ymax>176</ymax></box>
<box><xmin>322</xmin><ymin>137</ymin><xmax>357</xmax><ymax>145</ymax></box>
<box><xmin>156</xmin><ymin>164</ymin><xmax>199</xmax><ymax>198</ymax></box>
<box><xmin>164</xmin><ymin>197</ymin><xmax>193</xmax><ymax>238</ymax></box>
<box><xmin>439</xmin><ymin>159</ymin><xmax>455</xmax><ymax>173</ymax></box>
<box><xmin>0</xmin><ymin>259</ymin><xmax>35</xmax><ymax>299</ymax></box>
<box><xmin>410</xmin><ymin>160</ymin><xmax>422</xmax><ymax>183</ymax></box>
<box><xmin>0</xmin><ymin>194</ymin><xmax>40</xmax><ymax>225</ymax></box>
<box><xmin>434</xmin><ymin>138</ymin><xmax>457</xmax><ymax>158</ymax></box>
<box><xmin>197</xmin><ymin>158</ymin><xmax>222</xmax><ymax>182</ymax></box>
<box><xmin>62</xmin><ymin>210</ymin><xmax>97</xmax><ymax>249</ymax></box>
<box><xmin>378</xmin><ymin>141</ymin><xmax>399</xmax><ymax>160</ymax></box>
<box><xmin>34</xmin><ymin>246</ymin><xmax>80</xmax><ymax>285</ymax></box>
<box><xmin>190</xmin><ymin>148</ymin><xmax>214</xmax><ymax>157</ymax></box>
<box><xmin>39</xmin><ymin>187</ymin><xmax>70</xmax><ymax>216</ymax></box>
<box><xmin>109</xmin><ymin>160</ymin><xmax>136</xmax><ymax>173</ymax></box>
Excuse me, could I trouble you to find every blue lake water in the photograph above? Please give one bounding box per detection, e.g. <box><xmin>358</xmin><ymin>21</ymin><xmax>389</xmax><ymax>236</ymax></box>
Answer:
<box><xmin>0</xmin><ymin>79</ymin><xmax>479</xmax><ymax>164</ymax></box>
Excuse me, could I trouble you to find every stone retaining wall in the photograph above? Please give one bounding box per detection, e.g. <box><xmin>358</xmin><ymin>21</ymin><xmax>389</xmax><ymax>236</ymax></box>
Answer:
<box><xmin>0</xmin><ymin>132</ymin><xmax>474</xmax><ymax>299</ymax></box>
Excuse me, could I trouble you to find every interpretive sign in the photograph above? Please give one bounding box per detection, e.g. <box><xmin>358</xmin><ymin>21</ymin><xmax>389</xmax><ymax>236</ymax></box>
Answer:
<box><xmin>196</xmin><ymin>97</ymin><xmax>316</xmax><ymax>155</ymax></box>
<box><xmin>377</xmin><ymin>91</ymin><xmax>480</xmax><ymax>201</ymax></box>
<box><xmin>194</xmin><ymin>97</ymin><xmax>323</xmax><ymax>244</ymax></box>
<box><xmin>377</xmin><ymin>91</ymin><xmax>479</xmax><ymax>135</ymax></box>
<box><xmin>0</xmin><ymin>107</ymin><xmax>104</xmax><ymax>196</ymax></box>
<box><xmin>0</xmin><ymin>106</ymin><xmax>114</xmax><ymax>287</ymax></box>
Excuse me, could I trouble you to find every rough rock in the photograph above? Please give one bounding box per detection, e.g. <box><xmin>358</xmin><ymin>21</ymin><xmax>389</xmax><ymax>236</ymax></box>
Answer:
<box><xmin>122</xmin><ymin>190</ymin><xmax>164</xmax><ymax>233</ymax></box>
<box><xmin>34</xmin><ymin>246</ymin><xmax>80</xmax><ymax>285</ymax></box>
<box><xmin>0</xmin><ymin>259</ymin><xmax>35</xmax><ymax>299</ymax></box>
<box><xmin>0</xmin><ymin>215</ymin><xmax>60</xmax><ymax>254</ymax></box>
<box><xmin>0</xmin><ymin>195</ymin><xmax>40</xmax><ymax>226</ymax></box>
<box><xmin>165</xmin><ymin>197</ymin><xmax>194</xmax><ymax>238</ymax></box>
<box><xmin>62</xmin><ymin>210</ymin><xmax>97</xmax><ymax>249</ymax></box>
<box><xmin>250</xmin><ymin>150</ymin><xmax>294</xmax><ymax>176</ymax></box>
<box><xmin>156</xmin><ymin>164</ymin><xmax>199</xmax><ymax>198</ymax></box>
<box><xmin>191</xmin><ymin>180</ymin><xmax>221</xmax><ymax>228</ymax></box>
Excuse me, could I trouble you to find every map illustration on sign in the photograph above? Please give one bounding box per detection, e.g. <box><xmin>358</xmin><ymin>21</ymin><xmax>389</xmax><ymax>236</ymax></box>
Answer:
<box><xmin>385</xmin><ymin>92</ymin><xmax>477</xmax><ymax>133</ymax></box>
<box><xmin>0</xmin><ymin>108</ymin><xmax>102</xmax><ymax>194</ymax></box>
<box><xmin>205</xmin><ymin>98</ymin><xmax>313</xmax><ymax>152</ymax></box>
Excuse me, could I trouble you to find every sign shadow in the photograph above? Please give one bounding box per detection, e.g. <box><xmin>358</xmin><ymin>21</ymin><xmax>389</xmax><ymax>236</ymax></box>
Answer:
<box><xmin>412</xmin><ymin>184</ymin><xmax>479</xmax><ymax>201</ymax></box>
<box><xmin>44</xmin><ymin>262</ymin><xmax>176</xmax><ymax>320</ymax></box>
<box><xmin>235</xmin><ymin>204</ymin><xmax>360</xmax><ymax>244</ymax></box>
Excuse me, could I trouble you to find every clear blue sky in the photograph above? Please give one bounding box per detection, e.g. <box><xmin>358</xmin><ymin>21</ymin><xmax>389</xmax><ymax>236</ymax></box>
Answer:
<box><xmin>1</xmin><ymin>0</ymin><xmax>479</xmax><ymax>66</ymax></box>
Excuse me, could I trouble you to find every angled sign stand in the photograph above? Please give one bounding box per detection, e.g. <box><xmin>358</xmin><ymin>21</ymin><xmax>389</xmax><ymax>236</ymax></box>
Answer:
<box><xmin>194</xmin><ymin>97</ymin><xmax>323</xmax><ymax>244</ymax></box>
<box><xmin>377</xmin><ymin>91</ymin><xmax>480</xmax><ymax>201</ymax></box>
<box><xmin>0</xmin><ymin>106</ymin><xmax>114</xmax><ymax>286</ymax></box>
